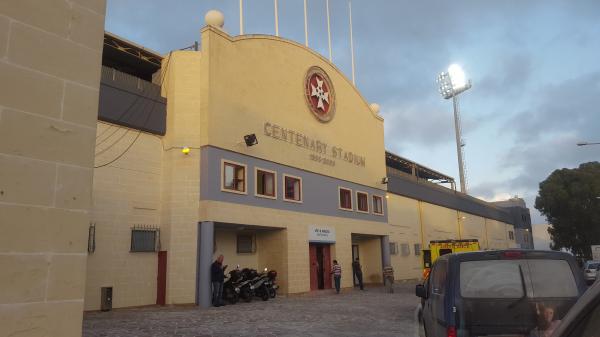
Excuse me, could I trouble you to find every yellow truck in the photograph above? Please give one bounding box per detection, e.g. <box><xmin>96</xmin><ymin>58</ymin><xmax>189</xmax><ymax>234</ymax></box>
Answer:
<box><xmin>422</xmin><ymin>239</ymin><xmax>480</xmax><ymax>279</ymax></box>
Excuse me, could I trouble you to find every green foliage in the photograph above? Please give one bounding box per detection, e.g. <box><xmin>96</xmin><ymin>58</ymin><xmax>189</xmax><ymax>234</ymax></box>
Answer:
<box><xmin>535</xmin><ymin>162</ymin><xmax>600</xmax><ymax>258</ymax></box>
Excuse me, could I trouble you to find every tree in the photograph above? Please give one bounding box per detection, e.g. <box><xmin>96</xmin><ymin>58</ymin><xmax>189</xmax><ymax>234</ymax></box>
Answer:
<box><xmin>535</xmin><ymin>162</ymin><xmax>600</xmax><ymax>259</ymax></box>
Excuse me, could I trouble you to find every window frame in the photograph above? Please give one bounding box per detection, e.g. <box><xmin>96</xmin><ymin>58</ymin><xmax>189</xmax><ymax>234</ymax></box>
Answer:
<box><xmin>236</xmin><ymin>233</ymin><xmax>256</xmax><ymax>254</ymax></box>
<box><xmin>356</xmin><ymin>191</ymin><xmax>370</xmax><ymax>213</ymax></box>
<box><xmin>338</xmin><ymin>187</ymin><xmax>353</xmax><ymax>211</ymax></box>
<box><xmin>372</xmin><ymin>195</ymin><xmax>384</xmax><ymax>215</ymax></box>
<box><xmin>130</xmin><ymin>227</ymin><xmax>160</xmax><ymax>253</ymax></box>
<box><xmin>282</xmin><ymin>174</ymin><xmax>303</xmax><ymax>203</ymax></box>
<box><xmin>254</xmin><ymin>167</ymin><xmax>277</xmax><ymax>199</ymax></box>
<box><xmin>221</xmin><ymin>159</ymin><xmax>247</xmax><ymax>195</ymax></box>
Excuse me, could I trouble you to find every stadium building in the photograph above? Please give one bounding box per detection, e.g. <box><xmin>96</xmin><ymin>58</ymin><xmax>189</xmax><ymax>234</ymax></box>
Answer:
<box><xmin>86</xmin><ymin>13</ymin><xmax>520</xmax><ymax>310</ymax></box>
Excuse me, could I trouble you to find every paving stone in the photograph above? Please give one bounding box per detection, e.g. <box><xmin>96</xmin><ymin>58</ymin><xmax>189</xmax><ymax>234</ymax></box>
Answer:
<box><xmin>83</xmin><ymin>282</ymin><xmax>419</xmax><ymax>337</ymax></box>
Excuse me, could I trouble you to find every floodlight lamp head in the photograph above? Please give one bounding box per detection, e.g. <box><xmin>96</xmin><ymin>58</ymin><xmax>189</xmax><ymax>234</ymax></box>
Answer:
<box><xmin>447</xmin><ymin>64</ymin><xmax>472</xmax><ymax>96</ymax></box>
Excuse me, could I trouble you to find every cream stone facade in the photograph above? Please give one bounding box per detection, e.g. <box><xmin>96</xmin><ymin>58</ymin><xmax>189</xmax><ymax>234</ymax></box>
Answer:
<box><xmin>85</xmin><ymin>19</ymin><xmax>518</xmax><ymax>311</ymax></box>
<box><xmin>0</xmin><ymin>1</ymin><xmax>106</xmax><ymax>336</ymax></box>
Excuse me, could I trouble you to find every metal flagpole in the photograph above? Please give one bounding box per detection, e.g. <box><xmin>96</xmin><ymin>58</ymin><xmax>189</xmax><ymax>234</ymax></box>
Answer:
<box><xmin>349</xmin><ymin>1</ymin><xmax>356</xmax><ymax>85</ymax></box>
<box><xmin>274</xmin><ymin>0</ymin><xmax>279</xmax><ymax>36</ymax></box>
<box><xmin>239</xmin><ymin>0</ymin><xmax>244</xmax><ymax>35</ymax></box>
<box><xmin>326</xmin><ymin>0</ymin><xmax>332</xmax><ymax>61</ymax></box>
<box><xmin>304</xmin><ymin>0</ymin><xmax>308</xmax><ymax>47</ymax></box>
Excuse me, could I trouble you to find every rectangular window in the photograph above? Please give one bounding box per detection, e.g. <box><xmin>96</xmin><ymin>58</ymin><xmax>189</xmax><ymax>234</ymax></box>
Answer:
<box><xmin>401</xmin><ymin>243</ymin><xmax>410</xmax><ymax>256</ymax></box>
<box><xmin>256</xmin><ymin>168</ymin><xmax>276</xmax><ymax>198</ymax></box>
<box><xmin>356</xmin><ymin>191</ymin><xmax>369</xmax><ymax>212</ymax></box>
<box><xmin>223</xmin><ymin>161</ymin><xmax>246</xmax><ymax>193</ymax></box>
<box><xmin>283</xmin><ymin>175</ymin><xmax>302</xmax><ymax>202</ymax></box>
<box><xmin>237</xmin><ymin>234</ymin><xmax>256</xmax><ymax>254</ymax></box>
<box><xmin>390</xmin><ymin>242</ymin><xmax>398</xmax><ymax>255</ymax></box>
<box><xmin>414</xmin><ymin>243</ymin><xmax>421</xmax><ymax>256</ymax></box>
<box><xmin>339</xmin><ymin>187</ymin><xmax>353</xmax><ymax>210</ymax></box>
<box><xmin>130</xmin><ymin>227</ymin><xmax>159</xmax><ymax>252</ymax></box>
<box><xmin>508</xmin><ymin>231</ymin><xmax>515</xmax><ymax>240</ymax></box>
<box><xmin>88</xmin><ymin>222</ymin><xmax>96</xmax><ymax>254</ymax></box>
<box><xmin>372</xmin><ymin>195</ymin><xmax>384</xmax><ymax>215</ymax></box>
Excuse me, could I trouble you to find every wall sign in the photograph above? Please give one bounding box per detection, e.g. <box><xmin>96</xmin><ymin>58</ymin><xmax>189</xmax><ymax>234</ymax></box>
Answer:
<box><xmin>308</xmin><ymin>225</ymin><xmax>336</xmax><ymax>243</ymax></box>
<box><xmin>305</xmin><ymin>66</ymin><xmax>335</xmax><ymax>123</ymax></box>
<box><xmin>263</xmin><ymin>121</ymin><xmax>366</xmax><ymax>167</ymax></box>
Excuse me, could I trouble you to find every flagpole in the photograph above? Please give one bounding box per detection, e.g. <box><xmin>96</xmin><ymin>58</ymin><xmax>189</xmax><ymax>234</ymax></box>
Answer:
<box><xmin>326</xmin><ymin>0</ymin><xmax>332</xmax><ymax>62</ymax></box>
<box><xmin>349</xmin><ymin>1</ymin><xmax>356</xmax><ymax>85</ymax></box>
<box><xmin>239</xmin><ymin>0</ymin><xmax>244</xmax><ymax>35</ymax></box>
<box><xmin>274</xmin><ymin>0</ymin><xmax>279</xmax><ymax>36</ymax></box>
<box><xmin>303</xmin><ymin>0</ymin><xmax>308</xmax><ymax>47</ymax></box>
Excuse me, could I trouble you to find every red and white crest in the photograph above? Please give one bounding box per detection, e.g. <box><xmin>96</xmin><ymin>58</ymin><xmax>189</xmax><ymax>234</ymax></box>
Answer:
<box><xmin>305</xmin><ymin>66</ymin><xmax>335</xmax><ymax>122</ymax></box>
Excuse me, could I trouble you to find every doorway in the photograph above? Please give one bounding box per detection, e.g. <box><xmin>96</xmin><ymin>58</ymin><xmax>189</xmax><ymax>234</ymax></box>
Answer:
<box><xmin>309</xmin><ymin>243</ymin><xmax>332</xmax><ymax>290</ymax></box>
<box><xmin>352</xmin><ymin>244</ymin><xmax>360</xmax><ymax>286</ymax></box>
<box><xmin>157</xmin><ymin>251</ymin><xmax>167</xmax><ymax>305</ymax></box>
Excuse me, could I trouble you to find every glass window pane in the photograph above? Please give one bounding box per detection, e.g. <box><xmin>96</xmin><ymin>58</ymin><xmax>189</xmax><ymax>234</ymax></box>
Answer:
<box><xmin>460</xmin><ymin>260</ymin><xmax>525</xmax><ymax>298</ymax></box>
<box><xmin>528</xmin><ymin>260</ymin><xmax>578</xmax><ymax>297</ymax></box>
<box><xmin>224</xmin><ymin>164</ymin><xmax>235</xmax><ymax>189</ymax></box>
<box><xmin>340</xmin><ymin>189</ymin><xmax>352</xmax><ymax>209</ymax></box>
<box><xmin>285</xmin><ymin>177</ymin><xmax>300</xmax><ymax>200</ymax></box>
<box><xmin>235</xmin><ymin>166</ymin><xmax>245</xmax><ymax>191</ymax></box>
<box><xmin>358</xmin><ymin>193</ymin><xmax>368</xmax><ymax>211</ymax></box>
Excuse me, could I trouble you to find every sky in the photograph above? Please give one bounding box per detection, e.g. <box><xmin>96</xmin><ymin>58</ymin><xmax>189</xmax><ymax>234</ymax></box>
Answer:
<box><xmin>105</xmin><ymin>0</ymin><xmax>600</xmax><ymax>227</ymax></box>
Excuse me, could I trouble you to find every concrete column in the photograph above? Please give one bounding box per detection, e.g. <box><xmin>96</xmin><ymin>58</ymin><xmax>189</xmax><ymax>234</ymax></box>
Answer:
<box><xmin>197</xmin><ymin>221</ymin><xmax>214</xmax><ymax>308</ymax></box>
<box><xmin>381</xmin><ymin>235</ymin><xmax>391</xmax><ymax>267</ymax></box>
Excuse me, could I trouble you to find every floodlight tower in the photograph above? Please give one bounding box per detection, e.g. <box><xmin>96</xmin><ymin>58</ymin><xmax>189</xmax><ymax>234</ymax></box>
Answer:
<box><xmin>437</xmin><ymin>64</ymin><xmax>472</xmax><ymax>194</ymax></box>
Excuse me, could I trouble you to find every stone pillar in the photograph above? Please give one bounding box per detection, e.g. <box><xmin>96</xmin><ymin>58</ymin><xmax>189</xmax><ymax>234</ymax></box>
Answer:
<box><xmin>381</xmin><ymin>235</ymin><xmax>391</xmax><ymax>267</ymax></box>
<box><xmin>198</xmin><ymin>221</ymin><xmax>214</xmax><ymax>308</ymax></box>
<box><xmin>0</xmin><ymin>1</ymin><xmax>106</xmax><ymax>336</ymax></box>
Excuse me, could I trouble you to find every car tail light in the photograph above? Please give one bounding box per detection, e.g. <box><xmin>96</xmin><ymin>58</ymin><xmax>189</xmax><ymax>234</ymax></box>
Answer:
<box><xmin>502</xmin><ymin>251</ymin><xmax>523</xmax><ymax>259</ymax></box>
<box><xmin>447</xmin><ymin>326</ymin><xmax>457</xmax><ymax>337</ymax></box>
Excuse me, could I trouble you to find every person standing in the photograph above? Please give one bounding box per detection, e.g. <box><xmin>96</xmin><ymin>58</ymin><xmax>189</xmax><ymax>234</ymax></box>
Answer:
<box><xmin>331</xmin><ymin>260</ymin><xmax>342</xmax><ymax>294</ymax></box>
<box><xmin>352</xmin><ymin>258</ymin><xmax>364</xmax><ymax>290</ymax></box>
<box><xmin>211</xmin><ymin>255</ymin><xmax>227</xmax><ymax>307</ymax></box>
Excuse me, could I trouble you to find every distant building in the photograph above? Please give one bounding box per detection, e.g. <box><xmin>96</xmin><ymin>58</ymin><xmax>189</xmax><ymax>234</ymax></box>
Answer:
<box><xmin>493</xmin><ymin>197</ymin><xmax>534</xmax><ymax>249</ymax></box>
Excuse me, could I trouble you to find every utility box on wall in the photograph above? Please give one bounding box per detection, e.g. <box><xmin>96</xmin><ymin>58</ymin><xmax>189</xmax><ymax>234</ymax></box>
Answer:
<box><xmin>101</xmin><ymin>287</ymin><xmax>113</xmax><ymax>311</ymax></box>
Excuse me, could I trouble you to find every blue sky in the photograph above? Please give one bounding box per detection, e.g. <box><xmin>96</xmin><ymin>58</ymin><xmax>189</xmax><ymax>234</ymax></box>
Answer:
<box><xmin>105</xmin><ymin>0</ymin><xmax>600</xmax><ymax>227</ymax></box>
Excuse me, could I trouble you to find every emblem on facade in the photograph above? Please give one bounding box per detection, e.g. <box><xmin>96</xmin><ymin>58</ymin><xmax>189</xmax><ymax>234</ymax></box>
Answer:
<box><xmin>305</xmin><ymin>66</ymin><xmax>335</xmax><ymax>122</ymax></box>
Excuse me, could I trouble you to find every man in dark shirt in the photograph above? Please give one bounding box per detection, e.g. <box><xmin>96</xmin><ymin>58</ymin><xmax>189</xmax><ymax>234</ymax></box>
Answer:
<box><xmin>211</xmin><ymin>255</ymin><xmax>226</xmax><ymax>306</ymax></box>
<box><xmin>352</xmin><ymin>258</ymin><xmax>364</xmax><ymax>290</ymax></box>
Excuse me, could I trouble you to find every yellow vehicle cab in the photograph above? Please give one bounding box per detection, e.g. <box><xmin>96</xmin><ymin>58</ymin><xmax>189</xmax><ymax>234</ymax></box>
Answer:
<box><xmin>422</xmin><ymin>239</ymin><xmax>480</xmax><ymax>280</ymax></box>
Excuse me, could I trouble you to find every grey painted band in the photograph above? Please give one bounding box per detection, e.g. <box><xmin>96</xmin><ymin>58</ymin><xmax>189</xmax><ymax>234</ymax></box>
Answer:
<box><xmin>200</xmin><ymin>146</ymin><xmax>388</xmax><ymax>223</ymax></box>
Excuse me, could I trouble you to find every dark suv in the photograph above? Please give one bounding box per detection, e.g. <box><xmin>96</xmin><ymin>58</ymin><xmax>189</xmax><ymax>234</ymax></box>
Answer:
<box><xmin>416</xmin><ymin>250</ymin><xmax>587</xmax><ymax>337</ymax></box>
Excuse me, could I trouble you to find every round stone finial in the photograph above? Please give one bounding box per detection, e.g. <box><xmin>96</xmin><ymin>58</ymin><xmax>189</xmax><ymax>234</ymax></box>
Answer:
<box><xmin>205</xmin><ymin>10</ymin><xmax>224</xmax><ymax>28</ymax></box>
<box><xmin>370</xmin><ymin>103</ymin><xmax>380</xmax><ymax>114</ymax></box>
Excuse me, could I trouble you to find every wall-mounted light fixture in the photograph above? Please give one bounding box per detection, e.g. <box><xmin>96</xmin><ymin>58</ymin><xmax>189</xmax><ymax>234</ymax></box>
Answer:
<box><xmin>181</xmin><ymin>147</ymin><xmax>191</xmax><ymax>155</ymax></box>
<box><xmin>244</xmin><ymin>134</ymin><xmax>258</xmax><ymax>146</ymax></box>
<box><xmin>381</xmin><ymin>177</ymin><xmax>389</xmax><ymax>184</ymax></box>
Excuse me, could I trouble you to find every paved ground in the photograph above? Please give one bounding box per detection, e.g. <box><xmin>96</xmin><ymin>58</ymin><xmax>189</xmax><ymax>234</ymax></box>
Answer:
<box><xmin>83</xmin><ymin>281</ymin><xmax>420</xmax><ymax>337</ymax></box>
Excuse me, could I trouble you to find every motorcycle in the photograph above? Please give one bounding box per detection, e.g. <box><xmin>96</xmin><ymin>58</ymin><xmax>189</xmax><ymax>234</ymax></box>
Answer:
<box><xmin>243</xmin><ymin>268</ymin><xmax>270</xmax><ymax>301</ymax></box>
<box><xmin>265</xmin><ymin>269</ymin><xmax>278</xmax><ymax>298</ymax></box>
<box><xmin>222</xmin><ymin>268</ymin><xmax>243</xmax><ymax>304</ymax></box>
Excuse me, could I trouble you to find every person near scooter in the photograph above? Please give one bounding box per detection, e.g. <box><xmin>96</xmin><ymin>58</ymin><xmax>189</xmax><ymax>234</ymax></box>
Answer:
<box><xmin>211</xmin><ymin>255</ymin><xmax>227</xmax><ymax>307</ymax></box>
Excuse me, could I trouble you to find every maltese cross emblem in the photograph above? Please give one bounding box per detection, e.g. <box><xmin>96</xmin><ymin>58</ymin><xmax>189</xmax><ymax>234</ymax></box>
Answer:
<box><xmin>305</xmin><ymin>66</ymin><xmax>335</xmax><ymax>122</ymax></box>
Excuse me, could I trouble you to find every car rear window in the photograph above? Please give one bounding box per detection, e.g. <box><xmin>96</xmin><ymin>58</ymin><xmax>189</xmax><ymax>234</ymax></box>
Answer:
<box><xmin>460</xmin><ymin>259</ymin><xmax>578</xmax><ymax>299</ymax></box>
<box><xmin>460</xmin><ymin>260</ymin><xmax>524</xmax><ymax>298</ymax></box>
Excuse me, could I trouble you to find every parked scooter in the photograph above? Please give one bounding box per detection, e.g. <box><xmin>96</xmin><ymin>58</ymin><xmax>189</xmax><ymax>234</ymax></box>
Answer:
<box><xmin>222</xmin><ymin>268</ymin><xmax>242</xmax><ymax>304</ymax></box>
<box><xmin>243</xmin><ymin>268</ymin><xmax>270</xmax><ymax>301</ymax></box>
<box><xmin>239</xmin><ymin>268</ymin><xmax>257</xmax><ymax>302</ymax></box>
<box><xmin>265</xmin><ymin>269</ymin><xmax>278</xmax><ymax>298</ymax></box>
